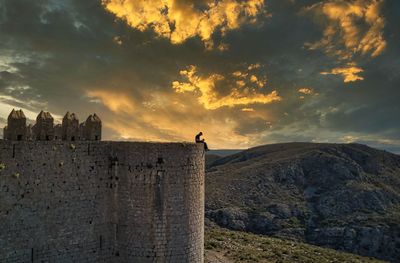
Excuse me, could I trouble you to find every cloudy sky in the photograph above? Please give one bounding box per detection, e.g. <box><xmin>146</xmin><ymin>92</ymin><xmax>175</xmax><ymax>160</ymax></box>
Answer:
<box><xmin>0</xmin><ymin>0</ymin><xmax>399</xmax><ymax>151</ymax></box>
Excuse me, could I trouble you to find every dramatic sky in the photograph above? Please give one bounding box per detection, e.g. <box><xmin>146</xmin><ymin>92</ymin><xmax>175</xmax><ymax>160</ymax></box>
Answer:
<box><xmin>0</xmin><ymin>0</ymin><xmax>399</xmax><ymax>151</ymax></box>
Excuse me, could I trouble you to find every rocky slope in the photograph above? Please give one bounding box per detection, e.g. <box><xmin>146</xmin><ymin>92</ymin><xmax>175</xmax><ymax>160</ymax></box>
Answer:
<box><xmin>205</xmin><ymin>143</ymin><xmax>400</xmax><ymax>262</ymax></box>
<box><xmin>206</xmin><ymin>154</ymin><xmax>223</xmax><ymax>168</ymax></box>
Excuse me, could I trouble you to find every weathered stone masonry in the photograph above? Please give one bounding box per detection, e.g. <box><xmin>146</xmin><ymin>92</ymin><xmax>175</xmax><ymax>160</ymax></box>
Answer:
<box><xmin>0</xmin><ymin>141</ymin><xmax>205</xmax><ymax>262</ymax></box>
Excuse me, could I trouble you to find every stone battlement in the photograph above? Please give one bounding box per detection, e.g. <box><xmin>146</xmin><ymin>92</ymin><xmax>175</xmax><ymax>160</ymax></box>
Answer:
<box><xmin>0</xmin><ymin>141</ymin><xmax>205</xmax><ymax>262</ymax></box>
<box><xmin>3</xmin><ymin>109</ymin><xmax>101</xmax><ymax>141</ymax></box>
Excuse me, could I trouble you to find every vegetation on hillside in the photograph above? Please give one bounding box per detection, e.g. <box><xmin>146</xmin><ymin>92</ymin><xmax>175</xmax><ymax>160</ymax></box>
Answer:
<box><xmin>205</xmin><ymin>143</ymin><xmax>400</xmax><ymax>261</ymax></box>
<box><xmin>205</xmin><ymin>227</ymin><xmax>385</xmax><ymax>263</ymax></box>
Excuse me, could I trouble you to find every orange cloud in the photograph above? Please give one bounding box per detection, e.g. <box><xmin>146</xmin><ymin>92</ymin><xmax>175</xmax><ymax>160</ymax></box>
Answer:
<box><xmin>321</xmin><ymin>65</ymin><xmax>364</xmax><ymax>83</ymax></box>
<box><xmin>298</xmin><ymin>87</ymin><xmax>313</xmax><ymax>95</ymax></box>
<box><xmin>87</xmin><ymin>88</ymin><xmax>260</xmax><ymax>148</ymax></box>
<box><xmin>84</xmin><ymin>66</ymin><xmax>278</xmax><ymax>149</ymax></box>
<box><xmin>305</xmin><ymin>0</ymin><xmax>386</xmax><ymax>83</ymax></box>
<box><xmin>102</xmin><ymin>0</ymin><xmax>265</xmax><ymax>49</ymax></box>
<box><xmin>172</xmin><ymin>65</ymin><xmax>281</xmax><ymax>110</ymax></box>
<box><xmin>305</xmin><ymin>0</ymin><xmax>386</xmax><ymax>60</ymax></box>
<box><xmin>106</xmin><ymin>114</ymin><xmax>256</xmax><ymax>148</ymax></box>
<box><xmin>86</xmin><ymin>90</ymin><xmax>135</xmax><ymax>113</ymax></box>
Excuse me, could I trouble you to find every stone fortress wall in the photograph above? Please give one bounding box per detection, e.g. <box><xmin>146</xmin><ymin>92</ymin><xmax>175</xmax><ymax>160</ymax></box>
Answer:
<box><xmin>0</xmin><ymin>110</ymin><xmax>205</xmax><ymax>263</ymax></box>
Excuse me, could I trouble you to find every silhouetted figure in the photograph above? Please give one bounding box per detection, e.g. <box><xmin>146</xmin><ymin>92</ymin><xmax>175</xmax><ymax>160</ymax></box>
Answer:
<box><xmin>195</xmin><ymin>132</ymin><xmax>209</xmax><ymax>151</ymax></box>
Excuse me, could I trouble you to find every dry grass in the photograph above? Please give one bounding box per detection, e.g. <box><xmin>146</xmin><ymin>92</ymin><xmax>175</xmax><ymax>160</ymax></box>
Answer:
<box><xmin>205</xmin><ymin>227</ymin><xmax>386</xmax><ymax>263</ymax></box>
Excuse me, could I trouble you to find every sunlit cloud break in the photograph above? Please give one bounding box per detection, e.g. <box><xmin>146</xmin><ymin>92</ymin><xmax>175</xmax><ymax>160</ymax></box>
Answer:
<box><xmin>305</xmin><ymin>0</ymin><xmax>386</xmax><ymax>83</ymax></box>
<box><xmin>298</xmin><ymin>88</ymin><xmax>313</xmax><ymax>95</ymax></box>
<box><xmin>102</xmin><ymin>0</ymin><xmax>265</xmax><ymax>49</ymax></box>
<box><xmin>321</xmin><ymin>65</ymin><xmax>364</xmax><ymax>83</ymax></box>
<box><xmin>172</xmin><ymin>65</ymin><xmax>281</xmax><ymax>110</ymax></box>
<box><xmin>86</xmin><ymin>90</ymin><xmax>135</xmax><ymax>113</ymax></box>
<box><xmin>305</xmin><ymin>0</ymin><xmax>386</xmax><ymax>60</ymax></box>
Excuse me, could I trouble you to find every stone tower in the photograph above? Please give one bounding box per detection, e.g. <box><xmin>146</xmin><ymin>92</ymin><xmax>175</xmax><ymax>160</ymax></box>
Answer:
<box><xmin>0</xmin><ymin>142</ymin><xmax>205</xmax><ymax>262</ymax></box>
<box><xmin>62</xmin><ymin>112</ymin><xmax>80</xmax><ymax>141</ymax></box>
<box><xmin>83</xmin><ymin>114</ymin><xmax>102</xmax><ymax>141</ymax></box>
<box><xmin>4</xmin><ymin>109</ymin><xmax>27</xmax><ymax>141</ymax></box>
<box><xmin>33</xmin><ymin>111</ymin><xmax>55</xmax><ymax>141</ymax></box>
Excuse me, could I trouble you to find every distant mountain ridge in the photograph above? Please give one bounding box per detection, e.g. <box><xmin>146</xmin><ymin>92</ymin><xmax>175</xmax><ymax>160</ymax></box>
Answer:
<box><xmin>207</xmin><ymin>149</ymin><xmax>243</xmax><ymax>157</ymax></box>
<box><xmin>205</xmin><ymin>142</ymin><xmax>400</xmax><ymax>262</ymax></box>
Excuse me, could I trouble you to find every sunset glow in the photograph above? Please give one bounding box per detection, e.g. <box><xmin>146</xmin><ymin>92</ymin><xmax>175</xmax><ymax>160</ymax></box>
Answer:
<box><xmin>0</xmin><ymin>0</ymin><xmax>399</xmax><ymax>151</ymax></box>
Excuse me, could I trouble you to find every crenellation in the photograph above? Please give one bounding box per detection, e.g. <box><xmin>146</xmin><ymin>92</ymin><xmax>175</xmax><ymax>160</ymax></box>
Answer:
<box><xmin>62</xmin><ymin>112</ymin><xmax>80</xmax><ymax>141</ymax></box>
<box><xmin>33</xmin><ymin>110</ymin><xmax>55</xmax><ymax>141</ymax></box>
<box><xmin>83</xmin><ymin>114</ymin><xmax>102</xmax><ymax>141</ymax></box>
<box><xmin>2</xmin><ymin>109</ymin><xmax>102</xmax><ymax>141</ymax></box>
<box><xmin>4</xmin><ymin>109</ymin><xmax>28</xmax><ymax>141</ymax></box>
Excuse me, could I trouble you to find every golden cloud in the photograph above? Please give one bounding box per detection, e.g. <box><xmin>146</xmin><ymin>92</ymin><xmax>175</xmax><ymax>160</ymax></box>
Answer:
<box><xmin>86</xmin><ymin>88</ymin><xmax>263</xmax><ymax>148</ymax></box>
<box><xmin>172</xmin><ymin>65</ymin><xmax>281</xmax><ymax>110</ymax></box>
<box><xmin>86</xmin><ymin>90</ymin><xmax>135</xmax><ymax>113</ymax></box>
<box><xmin>84</xmin><ymin>66</ymin><xmax>278</xmax><ymax>149</ymax></box>
<box><xmin>305</xmin><ymin>0</ymin><xmax>386</xmax><ymax>83</ymax></box>
<box><xmin>306</xmin><ymin>0</ymin><xmax>386</xmax><ymax>60</ymax></box>
<box><xmin>106</xmin><ymin>112</ymin><xmax>254</xmax><ymax>148</ymax></box>
<box><xmin>298</xmin><ymin>87</ymin><xmax>313</xmax><ymax>95</ymax></box>
<box><xmin>231</xmin><ymin>64</ymin><xmax>267</xmax><ymax>88</ymax></box>
<box><xmin>102</xmin><ymin>0</ymin><xmax>265</xmax><ymax>49</ymax></box>
<box><xmin>321</xmin><ymin>65</ymin><xmax>364</xmax><ymax>83</ymax></box>
<box><xmin>241</xmin><ymin>108</ymin><xmax>255</xmax><ymax>112</ymax></box>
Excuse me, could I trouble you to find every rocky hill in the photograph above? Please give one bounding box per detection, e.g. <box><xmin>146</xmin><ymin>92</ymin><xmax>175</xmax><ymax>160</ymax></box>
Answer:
<box><xmin>206</xmin><ymin>154</ymin><xmax>223</xmax><ymax>168</ymax></box>
<box><xmin>205</xmin><ymin>143</ymin><xmax>400</xmax><ymax>262</ymax></box>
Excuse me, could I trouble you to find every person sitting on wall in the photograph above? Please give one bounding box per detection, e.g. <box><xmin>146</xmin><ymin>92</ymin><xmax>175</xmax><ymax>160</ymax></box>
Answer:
<box><xmin>195</xmin><ymin>132</ymin><xmax>209</xmax><ymax>151</ymax></box>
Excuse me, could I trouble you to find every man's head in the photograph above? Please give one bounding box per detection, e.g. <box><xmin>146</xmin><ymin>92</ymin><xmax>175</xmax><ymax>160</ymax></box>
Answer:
<box><xmin>199</xmin><ymin>132</ymin><xmax>203</xmax><ymax>136</ymax></box>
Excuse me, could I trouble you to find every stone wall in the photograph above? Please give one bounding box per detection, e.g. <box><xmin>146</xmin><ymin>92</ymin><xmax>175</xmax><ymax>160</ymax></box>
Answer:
<box><xmin>0</xmin><ymin>141</ymin><xmax>204</xmax><ymax>262</ymax></box>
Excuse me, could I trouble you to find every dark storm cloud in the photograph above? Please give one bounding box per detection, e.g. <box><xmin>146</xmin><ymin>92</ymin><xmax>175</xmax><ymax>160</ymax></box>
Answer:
<box><xmin>0</xmin><ymin>0</ymin><xmax>399</xmax><ymax>150</ymax></box>
<box><xmin>302</xmin><ymin>0</ymin><xmax>400</xmax><ymax>139</ymax></box>
<box><xmin>236</xmin><ymin>0</ymin><xmax>400</xmax><ymax>151</ymax></box>
<box><xmin>0</xmin><ymin>0</ymin><xmax>185</xmax><ymax>111</ymax></box>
